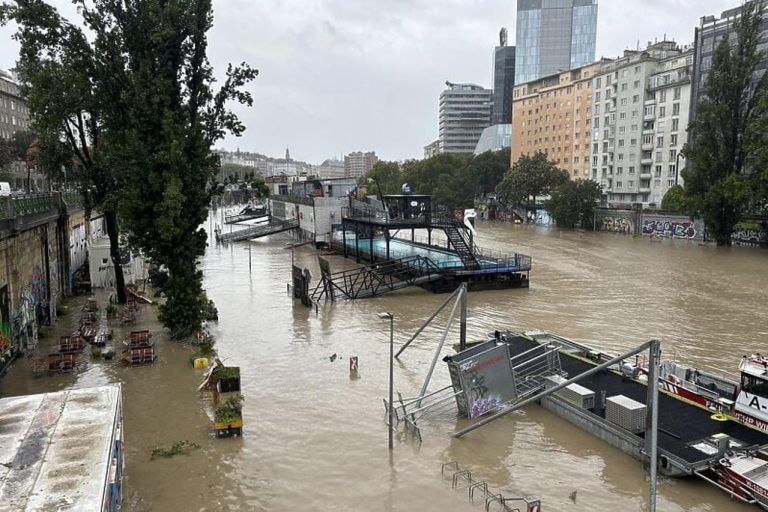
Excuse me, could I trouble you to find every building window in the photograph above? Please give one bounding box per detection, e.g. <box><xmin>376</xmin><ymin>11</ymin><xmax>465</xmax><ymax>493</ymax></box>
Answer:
<box><xmin>617</xmin><ymin>166</ymin><xmax>624</xmax><ymax>174</ymax></box>
<box><xmin>671</xmin><ymin>119</ymin><xmax>679</xmax><ymax>132</ymax></box>
<box><xmin>669</xmin><ymin>149</ymin><xmax>677</xmax><ymax>160</ymax></box>
<box><xmin>655</xmin><ymin>165</ymin><xmax>662</xmax><ymax>177</ymax></box>
<box><xmin>618</xmin><ymin>139</ymin><xmax>625</xmax><ymax>147</ymax></box>
<box><xmin>670</xmin><ymin>134</ymin><xmax>678</xmax><ymax>146</ymax></box>
<box><xmin>629</xmin><ymin>166</ymin><xmax>636</xmax><ymax>174</ymax></box>
<box><xmin>629</xmin><ymin>180</ymin><xmax>634</xmax><ymax>187</ymax></box>
<box><xmin>619</xmin><ymin>126</ymin><xmax>626</xmax><ymax>134</ymax></box>
<box><xmin>634</xmin><ymin>80</ymin><xmax>640</xmax><ymax>88</ymax></box>
<box><xmin>669</xmin><ymin>164</ymin><xmax>677</xmax><ymax>176</ymax></box>
<box><xmin>657</xmin><ymin>136</ymin><xmax>664</xmax><ymax>147</ymax></box>
<box><xmin>622</xmin><ymin>83</ymin><xmax>628</xmax><ymax>91</ymax></box>
<box><xmin>658</xmin><ymin>106</ymin><xmax>666</xmax><ymax>118</ymax></box>
<box><xmin>635</xmin><ymin>66</ymin><xmax>641</xmax><ymax>73</ymax></box>
<box><xmin>672</xmin><ymin>103</ymin><xmax>680</xmax><ymax>116</ymax></box>
<box><xmin>630</xmin><ymin>138</ymin><xmax>637</xmax><ymax>146</ymax></box>
<box><xmin>617</xmin><ymin>181</ymin><xmax>623</xmax><ymax>188</ymax></box>
<box><xmin>596</xmin><ymin>77</ymin><xmax>602</xmax><ymax>88</ymax></box>
<box><xmin>619</xmin><ymin>112</ymin><xmax>627</xmax><ymax>120</ymax></box>
<box><xmin>659</xmin><ymin>90</ymin><xmax>667</xmax><ymax>102</ymax></box>
<box><xmin>633</xmin><ymin>94</ymin><xmax>640</xmax><ymax>104</ymax></box>
<box><xmin>668</xmin><ymin>179</ymin><xmax>675</xmax><ymax>187</ymax></box>
<box><xmin>631</xmin><ymin>124</ymin><xmax>638</xmax><ymax>131</ymax></box>
<box><xmin>673</xmin><ymin>87</ymin><xmax>681</xmax><ymax>100</ymax></box>
<box><xmin>620</xmin><ymin>98</ymin><xmax>628</xmax><ymax>106</ymax></box>
<box><xmin>656</xmin><ymin>150</ymin><xmax>663</xmax><ymax>161</ymax></box>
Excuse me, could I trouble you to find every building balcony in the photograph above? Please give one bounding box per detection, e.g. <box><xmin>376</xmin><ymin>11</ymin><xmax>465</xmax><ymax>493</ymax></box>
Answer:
<box><xmin>640</xmin><ymin>172</ymin><xmax>652</xmax><ymax>179</ymax></box>
<box><xmin>641</xmin><ymin>157</ymin><xmax>653</xmax><ymax>165</ymax></box>
<box><xmin>644</xmin><ymin>113</ymin><xmax>656</xmax><ymax>121</ymax></box>
<box><xmin>641</xmin><ymin>143</ymin><xmax>653</xmax><ymax>151</ymax></box>
<box><xmin>639</xmin><ymin>187</ymin><xmax>651</xmax><ymax>194</ymax></box>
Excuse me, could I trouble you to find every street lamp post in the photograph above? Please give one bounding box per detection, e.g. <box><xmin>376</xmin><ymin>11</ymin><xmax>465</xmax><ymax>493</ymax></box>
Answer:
<box><xmin>378</xmin><ymin>311</ymin><xmax>394</xmax><ymax>452</ymax></box>
<box><xmin>675</xmin><ymin>151</ymin><xmax>684</xmax><ymax>187</ymax></box>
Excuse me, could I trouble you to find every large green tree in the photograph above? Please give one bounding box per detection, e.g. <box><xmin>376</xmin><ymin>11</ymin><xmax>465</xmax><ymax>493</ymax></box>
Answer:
<box><xmin>359</xmin><ymin>161</ymin><xmax>402</xmax><ymax>196</ymax></box>
<box><xmin>496</xmin><ymin>152</ymin><xmax>568</xmax><ymax>207</ymax></box>
<box><xmin>402</xmin><ymin>153</ymin><xmax>474</xmax><ymax>212</ymax></box>
<box><xmin>469</xmin><ymin>148</ymin><xmax>510</xmax><ymax>197</ymax></box>
<box><xmin>683</xmin><ymin>1</ymin><xmax>768</xmax><ymax>245</ymax></box>
<box><xmin>2</xmin><ymin>0</ymin><xmax>130</xmax><ymax>302</ymax></box>
<box><xmin>116</xmin><ymin>0</ymin><xmax>257</xmax><ymax>338</ymax></box>
<box><xmin>660</xmin><ymin>185</ymin><xmax>688</xmax><ymax>213</ymax></box>
<box><xmin>546</xmin><ymin>180</ymin><xmax>602</xmax><ymax>229</ymax></box>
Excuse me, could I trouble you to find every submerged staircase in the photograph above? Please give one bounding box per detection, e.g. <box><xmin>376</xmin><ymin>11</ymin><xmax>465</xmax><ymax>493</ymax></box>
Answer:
<box><xmin>217</xmin><ymin>218</ymin><xmax>298</xmax><ymax>243</ymax></box>
<box><xmin>432</xmin><ymin>219</ymin><xmax>480</xmax><ymax>270</ymax></box>
<box><xmin>311</xmin><ymin>255</ymin><xmax>445</xmax><ymax>301</ymax></box>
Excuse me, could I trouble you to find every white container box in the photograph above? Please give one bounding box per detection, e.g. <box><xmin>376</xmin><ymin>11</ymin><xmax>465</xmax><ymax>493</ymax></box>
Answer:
<box><xmin>606</xmin><ymin>394</ymin><xmax>646</xmax><ymax>433</ymax></box>
<box><xmin>545</xmin><ymin>375</ymin><xmax>596</xmax><ymax>410</ymax></box>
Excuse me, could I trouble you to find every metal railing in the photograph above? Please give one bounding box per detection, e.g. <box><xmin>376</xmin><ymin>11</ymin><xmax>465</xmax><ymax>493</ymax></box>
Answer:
<box><xmin>0</xmin><ymin>191</ymin><xmax>87</xmax><ymax>222</ymax></box>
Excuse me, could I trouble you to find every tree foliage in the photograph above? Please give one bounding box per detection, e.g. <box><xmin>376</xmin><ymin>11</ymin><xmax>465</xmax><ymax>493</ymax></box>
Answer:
<box><xmin>2</xmin><ymin>0</ymin><xmax>129</xmax><ymax>302</ymax></box>
<box><xmin>359</xmin><ymin>161</ymin><xmax>402</xmax><ymax>196</ymax></box>
<box><xmin>546</xmin><ymin>180</ymin><xmax>602</xmax><ymax>229</ymax></box>
<box><xmin>683</xmin><ymin>1</ymin><xmax>768</xmax><ymax>245</ymax></box>
<box><xmin>496</xmin><ymin>152</ymin><xmax>569</xmax><ymax>207</ymax></box>
<box><xmin>115</xmin><ymin>0</ymin><xmax>258</xmax><ymax>338</ymax></box>
<box><xmin>468</xmin><ymin>148</ymin><xmax>510</xmax><ymax>197</ymax></box>
<box><xmin>660</xmin><ymin>184</ymin><xmax>688</xmax><ymax>213</ymax></box>
<box><xmin>402</xmin><ymin>153</ymin><xmax>474</xmax><ymax>212</ymax></box>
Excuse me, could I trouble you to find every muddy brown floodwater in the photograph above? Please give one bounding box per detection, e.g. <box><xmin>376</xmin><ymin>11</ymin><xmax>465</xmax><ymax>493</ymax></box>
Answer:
<box><xmin>1</xmin><ymin>220</ymin><xmax>766</xmax><ymax>511</ymax></box>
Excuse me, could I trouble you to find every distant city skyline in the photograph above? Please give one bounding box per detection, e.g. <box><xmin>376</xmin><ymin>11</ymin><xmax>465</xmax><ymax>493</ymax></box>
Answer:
<box><xmin>0</xmin><ymin>0</ymin><xmax>738</xmax><ymax>163</ymax></box>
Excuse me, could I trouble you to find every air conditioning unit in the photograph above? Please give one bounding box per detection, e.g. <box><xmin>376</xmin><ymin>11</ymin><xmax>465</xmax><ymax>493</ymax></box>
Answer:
<box><xmin>545</xmin><ymin>375</ymin><xmax>596</xmax><ymax>410</ymax></box>
<box><xmin>606</xmin><ymin>394</ymin><xmax>646</xmax><ymax>433</ymax></box>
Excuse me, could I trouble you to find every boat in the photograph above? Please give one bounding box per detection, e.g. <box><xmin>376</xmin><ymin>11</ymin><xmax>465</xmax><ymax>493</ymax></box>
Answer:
<box><xmin>469</xmin><ymin>330</ymin><xmax>768</xmax><ymax>508</ymax></box>
<box><xmin>657</xmin><ymin>354</ymin><xmax>768</xmax><ymax>433</ymax></box>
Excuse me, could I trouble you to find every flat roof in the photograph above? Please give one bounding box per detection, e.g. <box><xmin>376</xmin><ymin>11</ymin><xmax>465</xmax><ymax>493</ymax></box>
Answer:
<box><xmin>0</xmin><ymin>384</ymin><xmax>122</xmax><ymax>511</ymax></box>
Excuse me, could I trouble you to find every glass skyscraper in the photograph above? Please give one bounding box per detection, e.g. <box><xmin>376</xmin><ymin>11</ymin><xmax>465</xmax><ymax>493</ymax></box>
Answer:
<box><xmin>515</xmin><ymin>0</ymin><xmax>598</xmax><ymax>84</ymax></box>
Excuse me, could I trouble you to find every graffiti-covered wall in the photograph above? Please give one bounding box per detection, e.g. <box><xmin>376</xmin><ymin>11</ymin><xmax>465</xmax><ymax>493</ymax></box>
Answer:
<box><xmin>596</xmin><ymin>209</ymin><xmax>637</xmax><ymax>235</ymax></box>
<box><xmin>732</xmin><ymin>222</ymin><xmax>768</xmax><ymax>247</ymax></box>
<box><xmin>640</xmin><ymin>214</ymin><xmax>704</xmax><ymax>241</ymax></box>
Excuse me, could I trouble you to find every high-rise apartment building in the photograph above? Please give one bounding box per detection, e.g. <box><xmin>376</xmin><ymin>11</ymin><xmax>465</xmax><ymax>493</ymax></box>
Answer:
<box><xmin>692</xmin><ymin>1</ymin><xmax>768</xmax><ymax>120</ymax></box>
<box><xmin>515</xmin><ymin>0</ymin><xmax>598</xmax><ymax>84</ymax></box>
<box><xmin>492</xmin><ymin>28</ymin><xmax>516</xmax><ymax>125</ymax></box>
<box><xmin>588</xmin><ymin>41</ymin><xmax>690</xmax><ymax>207</ymax></box>
<box><xmin>423</xmin><ymin>140</ymin><xmax>439</xmax><ymax>159</ymax></box>
<box><xmin>438</xmin><ymin>82</ymin><xmax>493</xmax><ymax>154</ymax></box>
<box><xmin>511</xmin><ymin>61</ymin><xmax>603</xmax><ymax>178</ymax></box>
<box><xmin>344</xmin><ymin>151</ymin><xmax>378</xmax><ymax>178</ymax></box>
<box><xmin>0</xmin><ymin>70</ymin><xmax>30</xmax><ymax>140</ymax></box>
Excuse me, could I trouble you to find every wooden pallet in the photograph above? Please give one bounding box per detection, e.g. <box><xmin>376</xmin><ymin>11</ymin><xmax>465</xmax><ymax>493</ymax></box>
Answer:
<box><xmin>59</xmin><ymin>336</ymin><xmax>85</xmax><ymax>354</ymax></box>
<box><xmin>122</xmin><ymin>347</ymin><xmax>156</xmax><ymax>366</ymax></box>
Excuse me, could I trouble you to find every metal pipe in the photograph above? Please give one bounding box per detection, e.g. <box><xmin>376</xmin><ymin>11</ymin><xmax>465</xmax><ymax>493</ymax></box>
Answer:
<box><xmin>389</xmin><ymin>314</ymin><xmax>394</xmax><ymax>452</ymax></box>
<box><xmin>648</xmin><ymin>339</ymin><xmax>660</xmax><ymax>512</ymax></box>
<box><xmin>395</xmin><ymin>286</ymin><xmax>461</xmax><ymax>358</ymax></box>
<box><xmin>459</xmin><ymin>284</ymin><xmax>467</xmax><ymax>351</ymax></box>
<box><xmin>453</xmin><ymin>340</ymin><xmax>654</xmax><ymax>438</ymax></box>
<box><xmin>418</xmin><ymin>295</ymin><xmax>461</xmax><ymax>405</ymax></box>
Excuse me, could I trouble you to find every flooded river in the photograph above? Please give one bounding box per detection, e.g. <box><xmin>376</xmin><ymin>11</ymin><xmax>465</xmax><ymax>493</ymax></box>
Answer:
<box><xmin>1</xmin><ymin>220</ymin><xmax>766</xmax><ymax>511</ymax></box>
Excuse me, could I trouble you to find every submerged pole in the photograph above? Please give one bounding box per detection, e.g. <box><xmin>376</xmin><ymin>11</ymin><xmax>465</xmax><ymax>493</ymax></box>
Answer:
<box><xmin>419</xmin><ymin>295</ymin><xmax>461</xmax><ymax>404</ymax></box>
<box><xmin>647</xmin><ymin>339</ymin><xmax>660</xmax><ymax>512</ymax></box>
<box><xmin>453</xmin><ymin>340</ymin><xmax>654</xmax><ymax>438</ymax></box>
<box><xmin>395</xmin><ymin>286</ymin><xmax>461</xmax><ymax>358</ymax></box>
<box><xmin>459</xmin><ymin>284</ymin><xmax>467</xmax><ymax>351</ymax></box>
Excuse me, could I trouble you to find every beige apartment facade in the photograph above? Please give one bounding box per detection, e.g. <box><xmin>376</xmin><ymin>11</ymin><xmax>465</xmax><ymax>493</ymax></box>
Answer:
<box><xmin>511</xmin><ymin>60</ymin><xmax>607</xmax><ymax>179</ymax></box>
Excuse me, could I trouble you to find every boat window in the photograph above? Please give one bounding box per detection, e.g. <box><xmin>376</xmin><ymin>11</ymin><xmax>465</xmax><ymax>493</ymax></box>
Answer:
<box><xmin>741</xmin><ymin>374</ymin><xmax>768</xmax><ymax>396</ymax></box>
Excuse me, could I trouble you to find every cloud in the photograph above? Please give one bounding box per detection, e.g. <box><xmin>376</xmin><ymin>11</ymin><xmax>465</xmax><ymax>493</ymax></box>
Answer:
<box><xmin>0</xmin><ymin>0</ymin><xmax>740</xmax><ymax>163</ymax></box>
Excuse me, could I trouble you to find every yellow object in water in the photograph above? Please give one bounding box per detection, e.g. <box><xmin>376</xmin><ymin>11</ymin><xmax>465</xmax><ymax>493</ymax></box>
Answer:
<box><xmin>710</xmin><ymin>412</ymin><xmax>729</xmax><ymax>422</ymax></box>
<box><xmin>193</xmin><ymin>358</ymin><xmax>208</xmax><ymax>369</ymax></box>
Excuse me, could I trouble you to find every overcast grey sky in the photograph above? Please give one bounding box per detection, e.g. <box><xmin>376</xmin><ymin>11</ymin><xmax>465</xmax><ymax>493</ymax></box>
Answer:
<box><xmin>0</xmin><ymin>1</ymin><xmax>737</xmax><ymax>163</ymax></box>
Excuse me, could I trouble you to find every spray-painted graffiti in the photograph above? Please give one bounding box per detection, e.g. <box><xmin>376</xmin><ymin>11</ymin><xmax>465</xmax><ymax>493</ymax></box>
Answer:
<box><xmin>642</xmin><ymin>219</ymin><xmax>697</xmax><ymax>239</ymax></box>
<box><xmin>49</xmin><ymin>260</ymin><xmax>59</xmax><ymax>323</ymax></box>
<box><xmin>470</xmin><ymin>396</ymin><xmax>502</xmax><ymax>418</ymax></box>
<box><xmin>601</xmin><ymin>216</ymin><xmax>634</xmax><ymax>234</ymax></box>
<box><xmin>732</xmin><ymin>227</ymin><xmax>768</xmax><ymax>246</ymax></box>
<box><xmin>30</xmin><ymin>266</ymin><xmax>50</xmax><ymax>326</ymax></box>
<box><xmin>0</xmin><ymin>286</ymin><xmax>11</xmax><ymax>358</ymax></box>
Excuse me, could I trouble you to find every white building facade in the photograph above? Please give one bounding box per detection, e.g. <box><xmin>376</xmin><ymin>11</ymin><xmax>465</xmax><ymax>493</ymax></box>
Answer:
<box><xmin>438</xmin><ymin>82</ymin><xmax>492</xmax><ymax>154</ymax></box>
<box><xmin>589</xmin><ymin>42</ymin><xmax>690</xmax><ymax>207</ymax></box>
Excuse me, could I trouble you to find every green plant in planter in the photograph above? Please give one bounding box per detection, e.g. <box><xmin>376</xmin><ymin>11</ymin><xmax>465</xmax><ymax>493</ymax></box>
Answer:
<box><xmin>90</xmin><ymin>346</ymin><xmax>102</xmax><ymax>359</ymax></box>
<box><xmin>218</xmin><ymin>366</ymin><xmax>240</xmax><ymax>381</ymax></box>
<box><xmin>106</xmin><ymin>303</ymin><xmax>119</xmax><ymax>316</ymax></box>
<box><xmin>214</xmin><ymin>394</ymin><xmax>244</xmax><ymax>423</ymax></box>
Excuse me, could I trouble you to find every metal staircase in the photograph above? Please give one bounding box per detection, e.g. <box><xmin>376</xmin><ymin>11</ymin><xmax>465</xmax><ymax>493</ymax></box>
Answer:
<box><xmin>217</xmin><ymin>218</ymin><xmax>298</xmax><ymax>243</ymax></box>
<box><xmin>311</xmin><ymin>255</ymin><xmax>445</xmax><ymax>301</ymax></box>
<box><xmin>432</xmin><ymin>219</ymin><xmax>480</xmax><ymax>270</ymax></box>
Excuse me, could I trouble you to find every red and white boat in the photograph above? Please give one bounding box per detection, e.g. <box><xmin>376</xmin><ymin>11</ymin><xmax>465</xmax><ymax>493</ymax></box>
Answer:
<box><xmin>658</xmin><ymin>354</ymin><xmax>768</xmax><ymax>432</ymax></box>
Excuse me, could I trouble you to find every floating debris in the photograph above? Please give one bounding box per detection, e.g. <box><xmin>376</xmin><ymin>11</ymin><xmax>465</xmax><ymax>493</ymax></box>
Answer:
<box><xmin>150</xmin><ymin>440</ymin><xmax>201</xmax><ymax>460</ymax></box>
